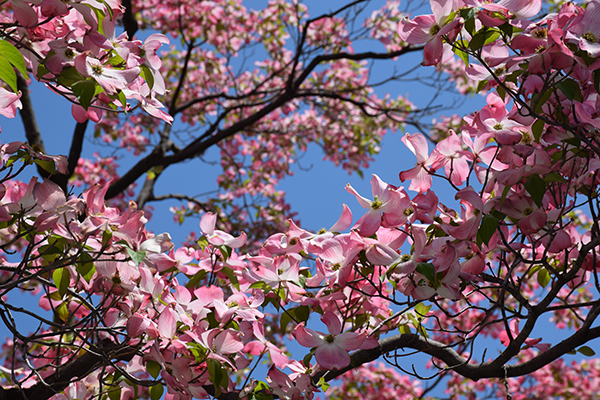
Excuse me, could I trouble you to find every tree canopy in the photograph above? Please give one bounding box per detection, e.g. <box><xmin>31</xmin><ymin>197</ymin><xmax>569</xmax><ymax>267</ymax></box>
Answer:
<box><xmin>1</xmin><ymin>0</ymin><xmax>600</xmax><ymax>399</ymax></box>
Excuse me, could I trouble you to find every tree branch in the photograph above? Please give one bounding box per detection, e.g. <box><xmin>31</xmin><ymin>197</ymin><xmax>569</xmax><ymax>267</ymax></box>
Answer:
<box><xmin>16</xmin><ymin>74</ymin><xmax>49</xmax><ymax>181</ymax></box>
<box><xmin>105</xmin><ymin>45</ymin><xmax>424</xmax><ymax>200</ymax></box>
<box><xmin>121</xmin><ymin>0</ymin><xmax>139</xmax><ymax>40</ymax></box>
<box><xmin>0</xmin><ymin>340</ymin><xmax>139</xmax><ymax>400</ymax></box>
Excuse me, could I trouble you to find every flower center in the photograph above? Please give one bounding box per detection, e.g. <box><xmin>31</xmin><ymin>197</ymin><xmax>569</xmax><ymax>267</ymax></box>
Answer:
<box><xmin>324</xmin><ymin>334</ymin><xmax>336</xmax><ymax>343</ymax></box>
<box><xmin>523</xmin><ymin>207</ymin><xmax>533</xmax><ymax>216</ymax></box>
<box><xmin>533</xmin><ymin>27</ymin><xmax>547</xmax><ymax>39</ymax></box>
<box><xmin>493</xmin><ymin>123</ymin><xmax>503</xmax><ymax>130</ymax></box>
<box><xmin>403</xmin><ymin>207</ymin><xmax>414</xmax><ymax>216</ymax></box>
<box><xmin>429</xmin><ymin>24</ymin><xmax>440</xmax><ymax>36</ymax></box>
<box><xmin>64</xmin><ymin>48</ymin><xmax>75</xmax><ymax>59</ymax></box>
<box><xmin>582</xmin><ymin>32</ymin><xmax>598</xmax><ymax>43</ymax></box>
<box><xmin>91</xmin><ymin>64</ymin><xmax>103</xmax><ymax>75</ymax></box>
<box><xmin>371</xmin><ymin>195</ymin><xmax>383</xmax><ymax>210</ymax></box>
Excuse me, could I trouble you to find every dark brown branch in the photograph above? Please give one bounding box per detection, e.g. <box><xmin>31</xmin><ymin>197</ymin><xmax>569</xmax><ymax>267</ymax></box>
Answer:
<box><xmin>52</xmin><ymin>120</ymin><xmax>88</xmax><ymax>193</ymax></box>
<box><xmin>0</xmin><ymin>340</ymin><xmax>139</xmax><ymax>400</ymax></box>
<box><xmin>16</xmin><ymin>74</ymin><xmax>49</xmax><ymax>180</ymax></box>
<box><xmin>121</xmin><ymin>0</ymin><xmax>139</xmax><ymax>40</ymax></box>
<box><xmin>312</xmin><ymin>323</ymin><xmax>600</xmax><ymax>385</ymax></box>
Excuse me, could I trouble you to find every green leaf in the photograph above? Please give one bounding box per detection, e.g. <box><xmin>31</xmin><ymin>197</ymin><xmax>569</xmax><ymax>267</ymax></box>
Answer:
<box><xmin>497</xmin><ymin>22</ymin><xmax>514</xmax><ymax>37</ymax></box>
<box><xmin>295</xmin><ymin>305</ymin><xmax>310</xmax><ymax>323</ymax></box>
<box><xmin>556</xmin><ymin>78</ymin><xmax>583</xmax><ymax>102</ymax></box>
<box><xmin>533</xmin><ymin>89</ymin><xmax>552</xmax><ymax>114</ymax></box>
<box><xmin>150</xmin><ymin>384</ymin><xmax>164</xmax><ymax>400</ymax></box>
<box><xmin>249</xmin><ymin>281</ymin><xmax>269</xmax><ymax>290</ymax></box>
<box><xmin>594</xmin><ymin>69</ymin><xmax>600</xmax><ymax>95</ymax></box>
<box><xmin>532</xmin><ymin>119</ymin><xmax>545</xmax><ymax>143</ymax></box>
<box><xmin>525</xmin><ymin>174</ymin><xmax>546</xmax><ymax>208</ymax></box>
<box><xmin>221</xmin><ymin>267</ymin><xmax>239</xmax><ymax>290</ymax></box>
<box><xmin>186</xmin><ymin>269</ymin><xmax>207</xmax><ymax>289</ymax></box>
<box><xmin>577</xmin><ymin>346</ymin><xmax>596</xmax><ymax>356</ymax></box>
<box><xmin>0</xmin><ymin>40</ymin><xmax>28</xmax><ymax>77</ymax></box>
<box><xmin>469</xmin><ymin>29</ymin><xmax>500</xmax><ymax>52</ymax></box>
<box><xmin>398</xmin><ymin>324</ymin><xmax>411</xmax><ymax>334</ymax></box>
<box><xmin>126</xmin><ymin>247</ymin><xmax>147</xmax><ymax>266</ymax></box>
<box><xmin>33</xmin><ymin>158</ymin><xmax>57</xmax><ymax>175</ymax></box>
<box><xmin>303</xmin><ymin>350</ymin><xmax>314</xmax><ymax>367</ymax></box>
<box><xmin>37</xmin><ymin>63</ymin><xmax>50</xmax><ymax>80</ymax></box>
<box><xmin>107</xmin><ymin>386</ymin><xmax>121</xmax><ymax>400</ymax></box>
<box><xmin>55</xmin><ymin>66</ymin><xmax>84</xmax><ymax>86</ymax></box>
<box><xmin>0</xmin><ymin>53</ymin><xmax>18</xmax><ymax>92</ymax></box>
<box><xmin>496</xmin><ymin>85</ymin><xmax>506</xmax><ymax>101</ymax></box>
<box><xmin>218</xmin><ymin>245</ymin><xmax>232</xmax><ymax>263</ymax></box>
<box><xmin>280</xmin><ymin>309</ymin><xmax>295</xmax><ymax>333</ymax></box>
<box><xmin>416</xmin><ymin>262</ymin><xmax>436</xmax><ymax>283</ymax></box>
<box><xmin>206</xmin><ymin>359</ymin><xmax>228</xmax><ymax>397</ymax></box>
<box><xmin>476</xmin><ymin>79</ymin><xmax>489</xmax><ymax>93</ymax></box>
<box><xmin>197</xmin><ymin>236</ymin><xmax>209</xmax><ymax>250</ymax></box>
<box><xmin>146</xmin><ymin>360</ymin><xmax>161</xmax><ymax>379</ymax></box>
<box><xmin>536</xmin><ymin>268</ymin><xmax>550</xmax><ymax>288</ymax></box>
<box><xmin>477</xmin><ymin>214</ymin><xmax>499</xmax><ymax>247</ymax></box>
<box><xmin>453</xmin><ymin>45</ymin><xmax>469</xmax><ymax>65</ymax></box>
<box><xmin>543</xmin><ymin>171</ymin><xmax>567</xmax><ymax>184</ymax></box>
<box><xmin>116</xmin><ymin>90</ymin><xmax>127</xmax><ymax>110</ymax></box>
<box><xmin>318</xmin><ymin>376</ymin><xmax>330</xmax><ymax>392</ymax></box>
<box><xmin>415</xmin><ymin>303</ymin><xmax>432</xmax><ymax>319</ymax></box>
<box><xmin>140</xmin><ymin>64</ymin><xmax>155</xmax><ymax>90</ymax></box>
<box><xmin>71</xmin><ymin>80</ymin><xmax>97</xmax><ymax>110</ymax></box>
<box><xmin>56</xmin><ymin>301</ymin><xmax>70</xmax><ymax>322</ymax></box>
<box><xmin>107</xmin><ymin>54</ymin><xmax>126</xmax><ymax>68</ymax></box>
<box><xmin>53</xmin><ymin>267</ymin><xmax>70</xmax><ymax>298</ymax></box>
<box><xmin>77</xmin><ymin>253</ymin><xmax>96</xmax><ymax>283</ymax></box>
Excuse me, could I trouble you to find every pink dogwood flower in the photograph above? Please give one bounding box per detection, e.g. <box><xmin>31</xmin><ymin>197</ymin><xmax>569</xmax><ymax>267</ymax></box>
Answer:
<box><xmin>294</xmin><ymin>312</ymin><xmax>376</xmax><ymax>370</ymax></box>
<box><xmin>346</xmin><ymin>174</ymin><xmax>402</xmax><ymax>237</ymax></box>
<box><xmin>75</xmin><ymin>54</ymin><xmax>140</xmax><ymax>95</ymax></box>
<box><xmin>399</xmin><ymin>132</ymin><xmax>434</xmax><ymax>193</ymax></box>
<box><xmin>200</xmin><ymin>212</ymin><xmax>246</xmax><ymax>248</ymax></box>
<box><xmin>499</xmin><ymin>319</ymin><xmax>550</xmax><ymax>352</ymax></box>
<box><xmin>397</xmin><ymin>0</ymin><xmax>462</xmax><ymax>66</ymax></box>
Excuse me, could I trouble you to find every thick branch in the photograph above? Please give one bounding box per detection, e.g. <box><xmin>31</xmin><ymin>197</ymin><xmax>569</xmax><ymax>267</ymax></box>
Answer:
<box><xmin>121</xmin><ymin>0</ymin><xmax>139</xmax><ymax>40</ymax></box>
<box><xmin>313</xmin><ymin>324</ymin><xmax>600</xmax><ymax>384</ymax></box>
<box><xmin>0</xmin><ymin>340</ymin><xmax>139</xmax><ymax>400</ymax></box>
<box><xmin>52</xmin><ymin>120</ymin><xmax>88</xmax><ymax>193</ymax></box>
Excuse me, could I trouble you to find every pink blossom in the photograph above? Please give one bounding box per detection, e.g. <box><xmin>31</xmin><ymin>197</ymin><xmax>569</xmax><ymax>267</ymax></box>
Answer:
<box><xmin>294</xmin><ymin>312</ymin><xmax>376</xmax><ymax>370</ymax></box>
<box><xmin>499</xmin><ymin>320</ymin><xmax>550</xmax><ymax>352</ymax></box>
<box><xmin>0</xmin><ymin>87</ymin><xmax>22</xmax><ymax>120</ymax></box>
<box><xmin>74</xmin><ymin>54</ymin><xmax>140</xmax><ymax>95</ymax></box>
<box><xmin>346</xmin><ymin>174</ymin><xmax>402</xmax><ymax>237</ymax></box>
<box><xmin>399</xmin><ymin>132</ymin><xmax>433</xmax><ymax>192</ymax></box>
<box><xmin>200</xmin><ymin>212</ymin><xmax>246</xmax><ymax>248</ymax></box>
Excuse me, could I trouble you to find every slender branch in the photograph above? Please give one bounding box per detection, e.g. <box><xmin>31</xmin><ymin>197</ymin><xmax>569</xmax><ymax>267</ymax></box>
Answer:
<box><xmin>16</xmin><ymin>73</ymin><xmax>48</xmax><ymax>180</ymax></box>
<box><xmin>105</xmin><ymin>45</ymin><xmax>424</xmax><ymax>200</ymax></box>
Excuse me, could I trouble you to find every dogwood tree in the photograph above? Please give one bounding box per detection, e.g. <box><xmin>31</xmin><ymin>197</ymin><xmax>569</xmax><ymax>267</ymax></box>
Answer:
<box><xmin>1</xmin><ymin>0</ymin><xmax>600</xmax><ymax>399</ymax></box>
